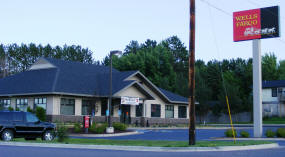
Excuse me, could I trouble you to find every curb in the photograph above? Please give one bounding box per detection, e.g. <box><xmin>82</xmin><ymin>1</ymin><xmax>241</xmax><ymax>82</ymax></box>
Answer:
<box><xmin>69</xmin><ymin>131</ymin><xmax>142</xmax><ymax>137</ymax></box>
<box><xmin>0</xmin><ymin>142</ymin><xmax>279</xmax><ymax>152</ymax></box>
<box><xmin>129</xmin><ymin>127</ymin><xmax>251</xmax><ymax>130</ymax></box>
<box><xmin>214</xmin><ymin>137</ymin><xmax>285</xmax><ymax>141</ymax></box>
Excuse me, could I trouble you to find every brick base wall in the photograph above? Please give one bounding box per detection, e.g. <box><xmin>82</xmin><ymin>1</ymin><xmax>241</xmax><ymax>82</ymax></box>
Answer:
<box><xmin>46</xmin><ymin>115</ymin><xmax>189</xmax><ymax>126</ymax></box>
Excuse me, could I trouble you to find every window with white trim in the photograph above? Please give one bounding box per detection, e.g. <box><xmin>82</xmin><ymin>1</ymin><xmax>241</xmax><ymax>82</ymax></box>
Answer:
<box><xmin>0</xmin><ymin>99</ymin><xmax>11</xmax><ymax>110</ymax></box>
<box><xmin>165</xmin><ymin>105</ymin><xmax>174</xmax><ymax>118</ymax></box>
<box><xmin>60</xmin><ymin>98</ymin><xmax>75</xmax><ymax>115</ymax></box>
<box><xmin>34</xmin><ymin>98</ymin><xmax>47</xmax><ymax>110</ymax></box>
<box><xmin>16</xmin><ymin>98</ymin><xmax>28</xmax><ymax>112</ymax></box>
<box><xmin>178</xmin><ymin>106</ymin><xmax>187</xmax><ymax>118</ymax></box>
<box><xmin>151</xmin><ymin>104</ymin><xmax>161</xmax><ymax>117</ymax></box>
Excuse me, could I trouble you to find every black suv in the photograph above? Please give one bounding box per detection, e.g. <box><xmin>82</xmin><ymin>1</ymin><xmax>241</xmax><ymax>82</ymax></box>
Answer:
<box><xmin>0</xmin><ymin>111</ymin><xmax>56</xmax><ymax>141</ymax></box>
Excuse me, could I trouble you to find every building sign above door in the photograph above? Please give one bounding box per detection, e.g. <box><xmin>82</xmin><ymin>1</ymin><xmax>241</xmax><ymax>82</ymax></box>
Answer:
<box><xmin>121</xmin><ymin>96</ymin><xmax>139</xmax><ymax>105</ymax></box>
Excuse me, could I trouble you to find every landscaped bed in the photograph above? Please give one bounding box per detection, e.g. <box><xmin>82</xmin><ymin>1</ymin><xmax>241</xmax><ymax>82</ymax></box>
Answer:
<box><xmin>11</xmin><ymin>138</ymin><xmax>274</xmax><ymax>147</ymax></box>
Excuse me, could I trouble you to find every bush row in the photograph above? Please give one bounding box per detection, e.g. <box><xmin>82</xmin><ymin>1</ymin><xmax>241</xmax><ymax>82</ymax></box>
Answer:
<box><xmin>73</xmin><ymin>122</ymin><xmax>128</xmax><ymax>134</ymax></box>
<box><xmin>266</xmin><ymin>128</ymin><xmax>285</xmax><ymax>138</ymax></box>
<box><xmin>224</xmin><ymin>129</ymin><xmax>249</xmax><ymax>138</ymax></box>
<box><xmin>225</xmin><ymin>128</ymin><xmax>285</xmax><ymax>138</ymax></box>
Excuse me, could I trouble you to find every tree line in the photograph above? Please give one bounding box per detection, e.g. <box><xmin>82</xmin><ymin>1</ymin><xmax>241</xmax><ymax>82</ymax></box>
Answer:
<box><xmin>0</xmin><ymin>43</ymin><xmax>95</xmax><ymax>77</ymax></box>
<box><xmin>1</xmin><ymin>36</ymin><xmax>284</xmax><ymax>118</ymax></box>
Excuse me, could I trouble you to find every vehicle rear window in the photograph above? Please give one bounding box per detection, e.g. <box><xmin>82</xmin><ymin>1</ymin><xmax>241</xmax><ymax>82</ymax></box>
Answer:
<box><xmin>0</xmin><ymin>112</ymin><xmax>12</xmax><ymax>121</ymax></box>
<box><xmin>12</xmin><ymin>112</ymin><xmax>24</xmax><ymax>121</ymax></box>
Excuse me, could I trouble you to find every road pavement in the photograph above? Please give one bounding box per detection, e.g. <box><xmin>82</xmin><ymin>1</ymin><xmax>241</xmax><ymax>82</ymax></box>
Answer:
<box><xmin>1</xmin><ymin>127</ymin><xmax>285</xmax><ymax>156</ymax></box>
<box><xmin>1</xmin><ymin>145</ymin><xmax>285</xmax><ymax>157</ymax></box>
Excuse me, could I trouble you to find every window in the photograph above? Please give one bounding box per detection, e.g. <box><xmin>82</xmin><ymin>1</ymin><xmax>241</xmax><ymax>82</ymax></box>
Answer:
<box><xmin>165</xmin><ymin>105</ymin><xmax>174</xmax><ymax>118</ymax></box>
<box><xmin>272</xmin><ymin>88</ymin><xmax>277</xmax><ymax>97</ymax></box>
<box><xmin>0</xmin><ymin>99</ymin><xmax>11</xmax><ymax>110</ymax></box>
<box><xmin>136</xmin><ymin>104</ymin><xmax>143</xmax><ymax>117</ymax></box>
<box><xmin>178</xmin><ymin>106</ymin><xmax>187</xmax><ymax>118</ymax></box>
<box><xmin>26</xmin><ymin>112</ymin><xmax>39</xmax><ymax>123</ymax></box>
<box><xmin>151</xmin><ymin>104</ymin><xmax>161</xmax><ymax>117</ymax></box>
<box><xmin>34</xmin><ymin>98</ymin><xmax>47</xmax><ymax>110</ymax></box>
<box><xmin>16</xmin><ymin>98</ymin><xmax>28</xmax><ymax>112</ymax></box>
<box><xmin>82</xmin><ymin>100</ymin><xmax>92</xmax><ymax>115</ymax></box>
<box><xmin>60</xmin><ymin>98</ymin><xmax>75</xmax><ymax>115</ymax></box>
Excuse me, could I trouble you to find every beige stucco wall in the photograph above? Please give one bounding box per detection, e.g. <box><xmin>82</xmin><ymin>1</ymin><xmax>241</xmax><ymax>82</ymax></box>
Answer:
<box><xmin>127</xmin><ymin>75</ymin><xmax>143</xmax><ymax>82</ymax></box>
<box><xmin>5</xmin><ymin>96</ymin><xmax>54</xmax><ymax>111</ymax></box>
<box><xmin>187</xmin><ymin>105</ymin><xmax>189</xmax><ymax>119</ymax></box>
<box><xmin>46</xmin><ymin>96</ymin><xmax>53</xmax><ymax>115</ymax></box>
<box><xmin>10</xmin><ymin>98</ymin><xmax>16</xmax><ymax>109</ymax></box>
<box><xmin>29</xmin><ymin>59</ymin><xmax>55</xmax><ymax>70</ymax></box>
<box><xmin>262</xmin><ymin>88</ymin><xmax>278</xmax><ymax>102</ymax></box>
<box><xmin>130</xmin><ymin>105</ymin><xmax>136</xmax><ymax>118</ymax></box>
<box><xmin>95</xmin><ymin>99</ymin><xmax>101</xmax><ymax>116</ymax></box>
<box><xmin>174</xmin><ymin>105</ymin><xmax>178</xmax><ymax>118</ymax></box>
<box><xmin>115</xmin><ymin>85</ymin><xmax>147</xmax><ymax>99</ymax></box>
<box><xmin>28</xmin><ymin>98</ymin><xmax>33</xmax><ymax>109</ymax></box>
<box><xmin>262</xmin><ymin>88</ymin><xmax>281</xmax><ymax>117</ymax></box>
<box><xmin>127</xmin><ymin>74</ymin><xmax>180</xmax><ymax>119</ymax></box>
<box><xmin>52</xmin><ymin>96</ymin><xmax>61</xmax><ymax>115</ymax></box>
<box><xmin>113</xmin><ymin>105</ymin><xmax>120</xmax><ymax>117</ymax></box>
<box><xmin>75</xmin><ymin>98</ymin><xmax>82</xmax><ymax>116</ymax></box>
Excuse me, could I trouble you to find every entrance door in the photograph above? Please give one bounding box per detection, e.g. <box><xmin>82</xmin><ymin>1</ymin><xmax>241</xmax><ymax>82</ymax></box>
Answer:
<box><xmin>120</xmin><ymin>105</ymin><xmax>130</xmax><ymax>124</ymax></box>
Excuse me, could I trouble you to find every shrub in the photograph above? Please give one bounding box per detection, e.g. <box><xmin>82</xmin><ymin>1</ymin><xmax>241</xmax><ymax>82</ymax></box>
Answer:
<box><xmin>35</xmin><ymin>107</ymin><xmax>46</xmax><ymax>121</ymax></box>
<box><xmin>95</xmin><ymin>123</ymin><xmax>107</xmax><ymax>134</ymax></box>
<box><xmin>73</xmin><ymin>123</ymin><xmax>82</xmax><ymax>133</ymax></box>
<box><xmin>113</xmin><ymin>122</ymin><xmax>127</xmax><ymax>131</ymax></box>
<box><xmin>224</xmin><ymin>129</ymin><xmax>237</xmax><ymax>137</ymax></box>
<box><xmin>89</xmin><ymin>122</ymin><xmax>96</xmax><ymax>133</ymax></box>
<box><xmin>276</xmin><ymin>128</ymin><xmax>285</xmax><ymax>138</ymax></box>
<box><xmin>57</xmin><ymin>123</ymin><xmax>69</xmax><ymax>142</ymax></box>
<box><xmin>265</xmin><ymin>129</ymin><xmax>276</xmax><ymax>138</ymax></box>
<box><xmin>240</xmin><ymin>131</ymin><xmax>249</xmax><ymax>138</ymax></box>
<box><xmin>27</xmin><ymin>106</ymin><xmax>34</xmax><ymax>113</ymax></box>
<box><xmin>8</xmin><ymin>107</ymin><xmax>14</xmax><ymax>111</ymax></box>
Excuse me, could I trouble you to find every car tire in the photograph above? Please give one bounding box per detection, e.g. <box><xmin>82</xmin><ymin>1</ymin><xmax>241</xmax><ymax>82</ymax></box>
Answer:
<box><xmin>42</xmin><ymin>130</ymin><xmax>54</xmax><ymax>141</ymax></box>
<box><xmin>1</xmin><ymin>129</ymin><xmax>14</xmax><ymax>141</ymax></box>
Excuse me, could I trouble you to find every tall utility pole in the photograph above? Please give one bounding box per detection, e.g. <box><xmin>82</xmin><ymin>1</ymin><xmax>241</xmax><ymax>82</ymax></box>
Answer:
<box><xmin>189</xmin><ymin>0</ymin><xmax>196</xmax><ymax>145</ymax></box>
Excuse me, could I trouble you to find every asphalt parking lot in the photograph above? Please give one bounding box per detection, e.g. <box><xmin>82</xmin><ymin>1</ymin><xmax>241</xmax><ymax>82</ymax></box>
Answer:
<box><xmin>70</xmin><ymin>127</ymin><xmax>285</xmax><ymax>146</ymax></box>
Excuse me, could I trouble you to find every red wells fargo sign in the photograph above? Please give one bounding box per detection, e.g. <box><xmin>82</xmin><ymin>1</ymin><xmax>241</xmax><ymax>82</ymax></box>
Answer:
<box><xmin>233</xmin><ymin>6</ymin><xmax>279</xmax><ymax>42</ymax></box>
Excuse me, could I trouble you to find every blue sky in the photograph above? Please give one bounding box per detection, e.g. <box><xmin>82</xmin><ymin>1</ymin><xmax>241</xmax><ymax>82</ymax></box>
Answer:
<box><xmin>0</xmin><ymin>0</ymin><xmax>284</xmax><ymax>62</ymax></box>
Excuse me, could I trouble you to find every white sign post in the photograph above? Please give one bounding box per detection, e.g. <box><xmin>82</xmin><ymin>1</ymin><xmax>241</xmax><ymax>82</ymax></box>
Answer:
<box><xmin>253</xmin><ymin>39</ymin><xmax>262</xmax><ymax>137</ymax></box>
<box><xmin>121</xmin><ymin>96</ymin><xmax>139</xmax><ymax>105</ymax></box>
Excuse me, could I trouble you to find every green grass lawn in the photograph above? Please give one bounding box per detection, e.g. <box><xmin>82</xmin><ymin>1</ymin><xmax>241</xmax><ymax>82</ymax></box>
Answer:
<box><xmin>12</xmin><ymin>138</ymin><xmax>273</xmax><ymax>147</ymax></box>
<box><xmin>263</xmin><ymin>117</ymin><xmax>285</xmax><ymax>124</ymax></box>
<box><xmin>200</xmin><ymin>117</ymin><xmax>285</xmax><ymax>125</ymax></box>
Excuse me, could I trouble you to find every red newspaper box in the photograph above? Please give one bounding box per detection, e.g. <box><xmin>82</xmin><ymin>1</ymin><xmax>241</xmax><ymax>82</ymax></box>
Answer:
<box><xmin>84</xmin><ymin>116</ymin><xmax>90</xmax><ymax>128</ymax></box>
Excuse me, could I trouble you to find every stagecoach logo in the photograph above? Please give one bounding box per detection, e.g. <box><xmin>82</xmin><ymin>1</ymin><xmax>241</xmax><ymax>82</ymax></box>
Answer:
<box><xmin>121</xmin><ymin>96</ymin><xmax>139</xmax><ymax>105</ymax></box>
<box><xmin>244</xmin><ymin>27</ymin><xmax>276</xmax><ymax>36</ymax></box>
<box><xmin>233</xmin><ymin>6</ymin><xmax>280</xmax><ymax>42</ymax></box>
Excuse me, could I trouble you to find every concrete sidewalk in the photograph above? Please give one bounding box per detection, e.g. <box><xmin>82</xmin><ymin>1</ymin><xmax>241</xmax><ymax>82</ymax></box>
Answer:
<box><xmin>129</xmin><ymin>126</ymin><xmax>250</xmax><ymax>130</ymax></box>
<box><xmin>69</xmin><ymin>131</ymin><xmax>142</xmax><ymax>137</ymax></box>
<box><xmin>213</xmin><ymin>137</ymin><xmax>285</xmax><ymax>141</ymax></box>
<box><xmin>129</xmin><ymin>124</ymin><xmax>285</xmax><ymax>130</ymax></box>
<box><xmin>0</xmin><ymin>142</ymin><xmax>280</xmax><ymax>152</ymax></box>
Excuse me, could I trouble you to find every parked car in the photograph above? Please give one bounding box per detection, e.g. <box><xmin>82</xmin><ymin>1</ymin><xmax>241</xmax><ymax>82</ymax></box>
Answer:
<box><xmin>0</xmin><ymin>111</ymin><xmax>56</xmax><ymax>141</ymax></box>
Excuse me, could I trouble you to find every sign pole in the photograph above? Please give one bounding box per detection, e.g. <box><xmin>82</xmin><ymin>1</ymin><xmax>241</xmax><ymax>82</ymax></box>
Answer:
<box><xmin>253</xmin><ymin>39</ymin><xmax>262</xmax><ymax>137</ymax></box>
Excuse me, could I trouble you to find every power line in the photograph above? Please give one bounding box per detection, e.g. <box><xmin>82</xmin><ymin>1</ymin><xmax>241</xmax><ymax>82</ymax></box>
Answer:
<box><xmin>246</xmin><ymin>0</ymin><xmax>284</xmax><ymax>22</ymax></box>
<box><xmin>207</xmin><ymin>3</ymin><xmax>237</xmax><ymax>142</ymax></box>
<box><xmin>200</xmin><ymin>0</ymin><xmax>232</xmax><ymax>17</ymax></box>
<box><xmin>199</xmin><ymin>0</ymin><xmax>285</xmax><ymax>46</ymax></box>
